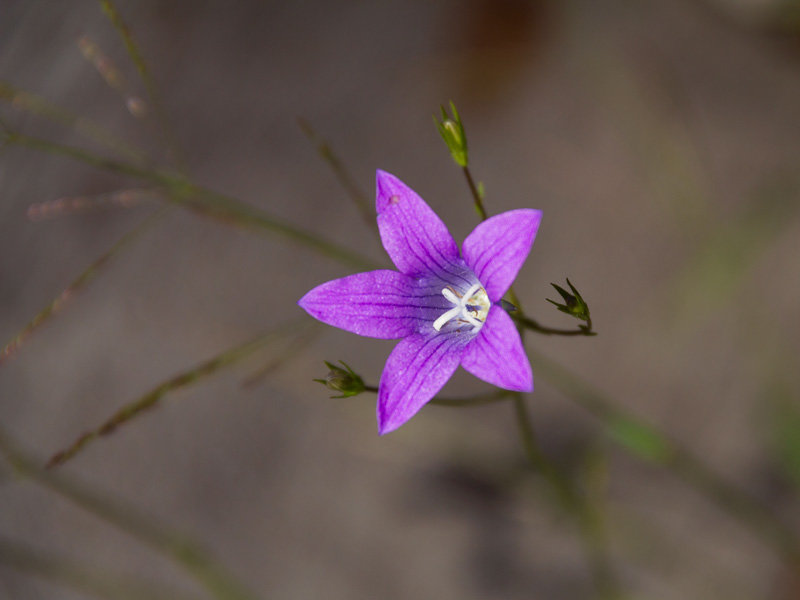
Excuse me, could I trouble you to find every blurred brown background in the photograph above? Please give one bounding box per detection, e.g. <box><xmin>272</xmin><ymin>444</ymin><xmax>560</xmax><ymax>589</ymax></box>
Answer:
<box><xmin>1</xmin><ymin>0</ymin><xmax>800</xmax><ymax>598</ymax></box>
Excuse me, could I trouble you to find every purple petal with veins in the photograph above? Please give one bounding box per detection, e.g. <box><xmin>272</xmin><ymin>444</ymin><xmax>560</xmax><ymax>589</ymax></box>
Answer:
<box><xmin>298</xmin><ymin>170</ymin><xmax>541</xmax><ymax>434</ymax></box>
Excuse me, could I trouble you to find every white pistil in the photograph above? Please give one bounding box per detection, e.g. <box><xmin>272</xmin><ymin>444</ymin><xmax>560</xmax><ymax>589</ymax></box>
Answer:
<box><xmin>433</xmin><ymin>283</ymin><xmax>490</xmax><ymax>333</ymax></box>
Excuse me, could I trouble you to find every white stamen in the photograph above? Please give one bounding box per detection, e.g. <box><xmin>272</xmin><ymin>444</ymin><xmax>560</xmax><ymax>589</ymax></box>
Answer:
<box><xmin>432</xmin><ymin>283</ymin><xmax>490</xmax><ymax>333</ymax></box>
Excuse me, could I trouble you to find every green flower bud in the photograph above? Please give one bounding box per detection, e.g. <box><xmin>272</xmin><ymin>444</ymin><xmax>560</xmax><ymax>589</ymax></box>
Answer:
<box><xmin>546</xmin><ymin>278</ymin><xmax>592</xmax><ymax>331</ymax></box>
<box><xmin>434</xmin><ymin>101</ymin><xmax>469</xmax><ymax>168</ymax></box>
<box><xmin>314</xmin><ymin>361</ymin><xmax>365</xmax><ymax>398</ymax></box>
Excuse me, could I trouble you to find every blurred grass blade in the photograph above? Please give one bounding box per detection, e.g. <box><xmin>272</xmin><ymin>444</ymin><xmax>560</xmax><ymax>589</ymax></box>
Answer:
<box><xmin>0</xmin><ymin>81</ymin><xmax>148</xmax><ymax>164</ymax></box>
<box><xmin>767</xmin><ymin>392</ymin><xmax>800</xmax><ymax>492</ymax></box>
<box><xmin>529</xmin><ymin>348</ymin><xmax>800</xmax><ymax>564</ymax></box>
<box><xmin>98</xmin><ymin>0</ymin><xmax>183</xmax><ymax>168</ymax></box>
<box><xmin>27</xmin><ymin>188</ymin><xmax>157</xmax><ymax>221</ymax></box>
<box><xmin>670</xmin><ymin>177</ymin><xmax>799</xmax><ymax>326</ymax></box>
<box><xmin>606</xmin><ymin>414</ymin><xmax>671</xmax><ymax>462</ymax></box>
<box><xmin>0</xmin><ymin>429</ymin><xmax>257</xmax><ymax>600</ymax></box>
<box><xmin>1</xmin><ymin>207</ymin><xmax>168</xmax><ymax>366</ymax></box>
<box><xmin>512</xmin><ymin>395</ymin><xmax>622</xmax><ymax>599</ymax></box>
<box><xmin>47</xmin><ymin>319</ymin><xmax>314</xmax><ymax>468</ymax></box>
<box><xmin>4</xmin><ymin>131</ymin><xmax>380</xmax><ymax>270</ymax></box>
<box><xmin>0</xmin><ymin>536</ymin><xmax>202</xmax><ymax>600</ymax></box>
<box><xmin>297</xmin><ymin>117</ymin><xmax>377</xmax><ymax>238</ymax></box>
<box><xmin>243</xmin><ymin>320</ymin><xmax>320</xmax><ymax>387</ymax></box>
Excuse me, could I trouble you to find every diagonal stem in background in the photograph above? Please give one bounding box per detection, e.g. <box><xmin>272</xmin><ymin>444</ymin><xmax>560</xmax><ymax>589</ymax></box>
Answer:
<box><xmin>98</xmin><ymin>0</ymin><xmax>185</xmax><ymax>170</ymax></box>
<box><xmin>513</xmin><ymin>394</ymin><xmax>623</xmax><ymax>600</ymax></box>
<box><xmin>47</xmin><ymin>319</ymin><xmax>317</xmax><ymax>469</ymax></box>
<box><xmin>530</xmin><ymin>348</ymin><xmax>800</xmax><ymax>565</ymax></box>
<box><xmin>0</xmin><ymin>429</ymin><xmax>257</xmax><ymax>600</ymax></box>
<box><xmin>0</xmin><ymin>81</ymin><xmax>149</xmax><ymax>165</ymax></box>
<box><xmin>4</xmin><ymin>131</ymin><xmax>381</xmax><ymax>271</ymax></box>
<box><xmin>0</xmin><ymin>535</ymin><xmax>203</xmax><ymax>600</ymax></box>
<box><xmin>297</xmin><ymin>117</ymin><xmax>378</xmax><ymax>241</ymax></box>
<box><xmin>1</xmin><ymin>207</ymin><xmax>169</xmax><ymax>366</ymax></box>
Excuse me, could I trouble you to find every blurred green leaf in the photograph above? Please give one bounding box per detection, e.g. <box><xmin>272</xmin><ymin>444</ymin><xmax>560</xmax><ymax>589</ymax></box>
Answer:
<box><xmin>606</xmin><ymin>416</ymin><xmax>671</xmax><ymax>463</ymax></box>
<box><xmin>767</xmin><ymin>393</ymin><xmax>800</xmax><ymax>491</ymax></box>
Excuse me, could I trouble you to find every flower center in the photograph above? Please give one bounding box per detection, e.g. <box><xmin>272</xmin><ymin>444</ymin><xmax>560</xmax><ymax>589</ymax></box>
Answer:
<box><xmin>432</xmin><ymin>283</ymin><xmax>490</xmax><ymax>333</ymax></box>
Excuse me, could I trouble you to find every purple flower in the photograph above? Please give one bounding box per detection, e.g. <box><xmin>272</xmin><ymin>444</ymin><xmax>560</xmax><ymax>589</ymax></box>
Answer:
<box><xmin>298</xmin><ymin>170</ymin><xmax>542</xmax><ymax>434</ymax></box>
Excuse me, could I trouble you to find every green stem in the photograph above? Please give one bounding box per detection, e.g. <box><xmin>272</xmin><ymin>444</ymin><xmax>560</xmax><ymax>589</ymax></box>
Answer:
<box><xmin>98</xmin><ymin>0</ymin><xmax>185</xmax><ymax>170</ymax></box>
<box><xmin>0</xmin><ymin>536</ymin><xmax>202</xmax><ymax>600</ymax></box>
<box><xmin>1</xmin><ymin>207</ymin><xmax>168</xmax><ymax>365</ymax></box>
<box><xmin>530</xmin><ymin>348</ymin><xmax>800</xmax><ymax>564</ymax></box>
<box><xmin>514</xmin><ymin>314</ymin><xmax>596</xmax><ymax>337</ymax></box>
<box><xmin>47</xmin><ymin>319</ymin><xmax>313</xmax><ymax>468</ymax></box>
<box><xmin>462</xmin><ymin>166</ymin><xmax>487</xmax><ymax>221</ymax></box>
<box><xmin>297</xmin><ymin>118</ymin><xmax>377</xmax><ymax>239</ymax></box>
<box><xmin>0</xmin><ymin>80</ymin><xmax>149</xmax><ymax>165</ymax></box>
<box><xmin>513</xmin><ymin>395</ymin><xmax>623</xmax><ymax>599</ymax></box>
<box><xmin>4</xmin><ymin>131</ymin><xmax>380</xmax><ymax>270</ymax></box>
<box><xmin>0</xmin><ymin>430</ymin><xmax>258</xmax><ymax>600</ymax></box>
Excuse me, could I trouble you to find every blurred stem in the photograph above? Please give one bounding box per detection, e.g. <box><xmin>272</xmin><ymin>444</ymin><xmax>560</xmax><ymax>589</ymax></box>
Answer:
<box><xmin>459</xmin><ymin>161</ymin><xmax>616</xmax><ymax>592</ymax></box>
<box><xmin>98</xmin><ymin>0</ymin><xmax>185</xmax><ymax>170</ymax></box>
<box><xmin>513</xmin><ymin>395</ymin><xmax>623</xmax><ymax>600</ymax></box>
<box><xmin>0</xmin><ymin>536</ymin><xmax>202</xmax><ymax>600</ymax></box>
<box><xmin>0</xmin><ymin>81</ymin><xmax>149</xmax><ymax>165</ymax></box>
<box><xmin>1</xmin><ymin>207</ymin><xmax>168</xmax><ymax>366</ymax></box>
<box><xmin>530</xmin><ymin>348</ymin><xmax>800</xmax><ymax>564</ymax></box>
<box><xmin>0</xmin><ymin>429</ymin><xmax>258</xmax><ymax>600</ymax></box>
<box><xmin>3</xmin><ymin>130</ymin><xmax>380</xmax><ymax>270</ymax></box>
<box><xmin>47</xmin><ymin>319</ymin><xmax>313</xmax><ymax>468</ymax></box>
<box><xmin>297</xmin><ymin>118</ymin><xmax>378</xmax><ymax>240</ymax></box>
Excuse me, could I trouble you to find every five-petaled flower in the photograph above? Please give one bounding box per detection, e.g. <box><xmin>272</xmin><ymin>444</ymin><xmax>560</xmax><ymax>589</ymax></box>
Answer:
<box><xmin>298</xmin><ymin>171</ymin><xmax>542</xmax><ymax>434</ymax></box>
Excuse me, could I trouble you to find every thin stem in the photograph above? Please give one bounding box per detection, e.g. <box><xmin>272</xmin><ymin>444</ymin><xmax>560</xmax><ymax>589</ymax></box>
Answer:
<box><xmin>462</xmin><ymin>166</ymin><xmax>487</xmax><ymax>221</ymax></box>
<box><xmin>47</xmin><ymin>319</ymin><xmax>312</xmax><ymax>468</ymax></box>
<box><xmin>4</xmin><ymin>131</ymin><xmax>380</xmax><ymax>270</ymax></box>
<box><xmin>530</xmin><ymin>348</ymin><xmax>800</xmax><ymax>564</ymax></box>
<box><xmin>297</xmin><ymin>118</ymin><xmax>377</xmax><ymax>239</ymax></box>
<box><xmin>515</xmin><ymin>314</ymin><xmax>596</xmax><ymax>337</ymax></box>
<box><xmin>0</xmin><ymin>430</ymin><xmax>258</xmax><ymax>600</ymax></box>
<box><xmin>513</xmin><ymin>395</ymin><xmax>623</xmax><ymax>599</ymax></box>
<box><xmin>98</xmin><ymin>0</ymin><xmax>185</xmax><ymax>170</ymax></box>
<box><xmin>1</xmin><ymin>207</ymin><xmax>169</xmax><ymax>366</ymax></box>
<box><xmin>0</xmin><ymin>81</ymin><xmax>149</xmax><ymax>165</ymax></box>
<box><xmin>0</xmin><ymin>536</ymin><xmax>202</xmax><ymax>600</ymax></box>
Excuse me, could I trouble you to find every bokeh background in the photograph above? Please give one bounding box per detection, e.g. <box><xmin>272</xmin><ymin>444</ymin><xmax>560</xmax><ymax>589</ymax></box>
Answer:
<box><xmin>1</xmin><ymin>1</ymin><xmax>799</xmax><ymax>598</ymax></box>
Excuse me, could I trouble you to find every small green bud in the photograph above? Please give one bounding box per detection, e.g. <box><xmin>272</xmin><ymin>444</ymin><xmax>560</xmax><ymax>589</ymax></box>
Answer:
<box><xmin>546</xmin><ymin>278</ymin><xmax>592</xmax><ymax>331</ymax></box>
<box><xmin>313</xmin><ymin>360</ymin><xmax>365</xmax><ymax>398</ymax></box>
<box><xmin>434</xmin><ymin>101</ymin><xmax>468</xmax><ymax>167</ymax></box>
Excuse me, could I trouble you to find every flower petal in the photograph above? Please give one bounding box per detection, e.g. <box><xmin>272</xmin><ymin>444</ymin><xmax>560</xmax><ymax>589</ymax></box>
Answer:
<box><xmin>375</xmin><ymin>170</ymin><xmax>460</xmax><ymax>278</ymax></box>
<box><xmin>461</xmin><ymin>209</ymin><xmax>542</xmax><ymax>301</ymax></box>
<box><xmin>460</xmin><ymin>305</ymin><xmax>532</xmax><ymax>392</ymax></box>
<box><xmin>377</xmin><ymin>332</ymin><xmax>467</xmax><ymax>434</ymax></box>
<box><xmin>298</xmin><ymin>270</ymin><xmax>432</xmax><ymax>339</ymax></box>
